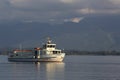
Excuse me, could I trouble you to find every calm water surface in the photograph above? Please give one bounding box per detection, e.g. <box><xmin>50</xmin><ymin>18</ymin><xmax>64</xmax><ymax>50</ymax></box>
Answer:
<box><xmin>0</xmin><ymin>55</ymin><xmax>120</xmax><ymax>80</ymax></box>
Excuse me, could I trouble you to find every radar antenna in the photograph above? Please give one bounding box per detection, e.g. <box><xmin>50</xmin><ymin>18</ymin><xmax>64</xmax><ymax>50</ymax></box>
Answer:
<box><xmin>47</xmin><ymin>37</ymin><xmax>52</xmax><ymax>44</ymax></box>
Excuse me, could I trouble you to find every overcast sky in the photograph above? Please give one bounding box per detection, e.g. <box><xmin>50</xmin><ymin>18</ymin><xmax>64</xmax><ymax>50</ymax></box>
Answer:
<box><xmin>0</xmin><ymin>0</ymin><xmax>120</xmax><ymax>23</ymax></box>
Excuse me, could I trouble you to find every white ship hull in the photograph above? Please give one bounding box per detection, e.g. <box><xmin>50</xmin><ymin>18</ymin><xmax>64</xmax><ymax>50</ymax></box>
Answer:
<box><xmin>8</xmin><ymin>57</ymin><xmax>64</xmax><ymax>62</ymax></box>
<box><xmin>8</xmin><ymin>54</ymin><xmax>65</xmax><ymax>62</ymax></box>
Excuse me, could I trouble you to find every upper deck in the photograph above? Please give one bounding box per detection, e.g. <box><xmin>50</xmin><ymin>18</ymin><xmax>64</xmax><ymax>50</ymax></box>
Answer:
<box><xmin>42</xmin><ymin>38</ymin><xmax>57</xmax><ymax>51</ymax></box>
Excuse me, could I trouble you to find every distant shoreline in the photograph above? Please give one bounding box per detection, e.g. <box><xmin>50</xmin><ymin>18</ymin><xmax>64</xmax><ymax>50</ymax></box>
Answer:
<box><xmin>1</xmin><ymin>50</ymin><xmax>120</xmax><ymax>56</ymax></box>
<box><xmin>65</xmin><ymin>50</ymin><xmax>120</xmax><ymax>56</ymax></box>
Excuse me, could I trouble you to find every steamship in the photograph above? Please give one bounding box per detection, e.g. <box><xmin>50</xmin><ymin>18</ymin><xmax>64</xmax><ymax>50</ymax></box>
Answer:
<box><xmin>8</xmin><ymin>38</ymin><xmax>65</xmax><ymax>62</ymax></box>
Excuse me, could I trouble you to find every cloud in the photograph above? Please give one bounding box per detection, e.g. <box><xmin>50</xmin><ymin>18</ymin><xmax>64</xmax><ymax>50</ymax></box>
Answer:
<box><xmin>76</xmin><ymin>8</ymin><xmax>120</xmax><ymax>14</ymax></box>
<box><xmin>76</xmin><ymin>8</ymin><xmax>95</xmax><ymax>14</ymax></box>
<box><xmin>109</xmin><ymin>0</ymin><xmax>120</xmax><ymax>5</ymax></box>
<box><xmin>9</xmin><ymin>0</ymin><xmax>63</xmax><ymax>11</ymax></box>
<box><xmin>0</xmin><ymin>0</ymin><xmax>120</xmax><ymax>22</ymax></box>
<box><xmin>71</xmin><ymin>17</ymin><xmax>84</xmax><ymax>23</ymax></box>
<box><xmin>60</xmin><ymin>0</ymin><xmax>75</xmax><ymax>3</ymax></box>
<box><xmin>64</xmin><ymin>17</ymin><xmax>84</xmax><ymax>23</ymax></box>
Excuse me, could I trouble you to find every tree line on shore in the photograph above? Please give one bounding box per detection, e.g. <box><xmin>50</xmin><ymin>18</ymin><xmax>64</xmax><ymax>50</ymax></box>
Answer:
<box><xmin>64</xmin><ymin>50</ymin><xmax>120</xmax><ymax>55</ymax></box>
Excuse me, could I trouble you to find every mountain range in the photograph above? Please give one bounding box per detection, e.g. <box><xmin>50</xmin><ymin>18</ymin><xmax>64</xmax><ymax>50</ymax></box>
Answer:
<box><xmin>0</xmin><ymin>15</ymin><xmax>120</xmax><ymax>51</ymax></box>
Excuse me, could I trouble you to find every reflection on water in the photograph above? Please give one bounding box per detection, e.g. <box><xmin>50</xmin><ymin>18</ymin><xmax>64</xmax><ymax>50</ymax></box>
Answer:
<box><xmin>35</xmin><ymin>62</ymin><xmax>65</xmax><ymax>80</ymax></box>
<box><xmin>46</xmin><ymin>62</ymin><xmax>65</xmax><ymax>80</ymax></box>
<box><xmin>2</xmin><ymin>55</ymin><xmax>120</xmax><ymax>80</ymax></box>
<box><xmin>1</xmin><ymin>62</ymin><xmax>65</xmax><ymax>80</ymax></box>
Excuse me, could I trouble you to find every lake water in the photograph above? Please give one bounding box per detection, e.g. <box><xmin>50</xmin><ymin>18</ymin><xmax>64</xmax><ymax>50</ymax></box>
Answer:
<box><xmin>1</xmin><ymin>55</ymin><xmax>120</xmax><ymax>80</ymax></box>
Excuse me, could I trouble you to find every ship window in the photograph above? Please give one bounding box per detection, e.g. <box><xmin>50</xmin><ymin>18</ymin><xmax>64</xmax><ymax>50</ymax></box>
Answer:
<box><xmin>16</xmin><ymin>54</ymin><xmax>18</xmax><ymax>56</ymax></box>
<box><xmin>47</xmin><ymin>45</ymin><xmax>55</xmax><ymax>48</ymax></box>
<box><xmin>53</xmin><ymin>51</ymin><xmax>57</xmax><ymax>54</ymax></box>
<box><xmin>50</xmin><ymin>45</ymin><xmax>52</xmax><ymax>47</ymax></box>
<box><xmin>47</xmin><ymin>45</ymin><xmax>50</xmax><ymax>47</ymax></box>
<box><xmin>57</xmin><ymin>51</ymin><xmax>61</xmax><ymax>53</ymax></box>
<box><xmin>52</xmin><ymin>45</ymin><xmax>55</xmax><ymax>47</ymax></box>
<box><xmin>53</xmin><ymin>51</ymin><xmax>61</xmax><ymax>54</ymax></box>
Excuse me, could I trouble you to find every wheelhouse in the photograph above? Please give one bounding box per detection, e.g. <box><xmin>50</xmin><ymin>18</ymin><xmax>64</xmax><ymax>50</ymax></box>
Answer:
<box><xmin>43</xmin><ymin>44</ymin><xmax>56</xmax><ymax>48</ymax></box>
